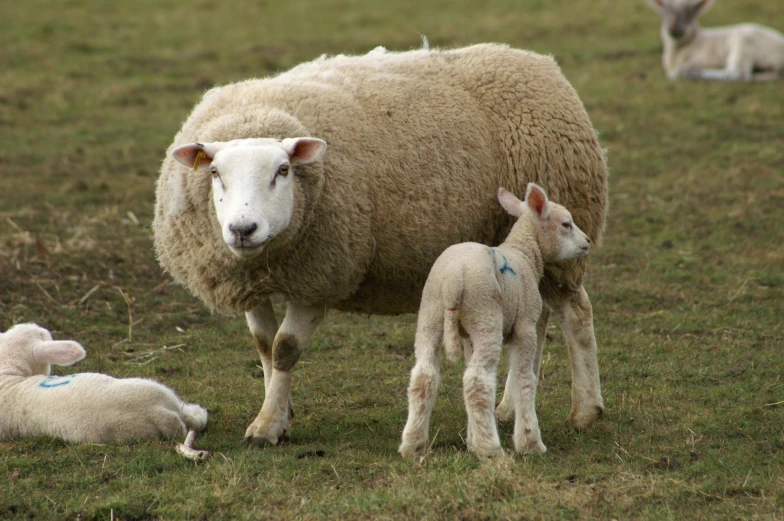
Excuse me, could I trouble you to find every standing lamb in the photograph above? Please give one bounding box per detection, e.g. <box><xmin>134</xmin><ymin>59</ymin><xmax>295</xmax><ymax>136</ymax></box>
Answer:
<box><xmin>153</xmin><ymin>43</ymin><xmax>608</xmax><ymax>447</ymax></box>
<box><xmin>0</xmin><ymin>323</ymin><xmax>209</xmax><ymax>457</ymax></box>
<box><xmin>399</xmin><ymin>184</ymin><xmax>591</xmax><ymax>459</ymax></box>
<box><xmin>646</xmin><ymin>0</ymin><xmax>784</xmax><ymax>81</ymax></box>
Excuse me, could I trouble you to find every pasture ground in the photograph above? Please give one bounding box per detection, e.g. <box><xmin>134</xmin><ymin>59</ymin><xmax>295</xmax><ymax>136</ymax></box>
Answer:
<box><xmin>1</xmin><ymin>0</ymin><xmax>782</xmax><ymax>519</ymax></box>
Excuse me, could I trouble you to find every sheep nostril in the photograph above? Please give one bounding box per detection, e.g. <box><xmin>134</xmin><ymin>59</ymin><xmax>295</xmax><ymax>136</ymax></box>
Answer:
<box><xmin>229</xmin><ymin>222</ymin><xmax>258</xmax><ymax>240</ymax></box>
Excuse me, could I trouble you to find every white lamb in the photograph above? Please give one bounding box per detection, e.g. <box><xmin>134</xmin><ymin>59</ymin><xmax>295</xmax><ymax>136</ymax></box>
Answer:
<box><xmin>0</xmin><ymin>323</ymin><xmax>209</xmax><ymax>459</ymax></box>
<box><xmin>400</xmin><ymin>184</ymin><xmax>591</xmax><ymax>459</ymax></box>
<box><xmin>647</xmin><ymin>0</ymin><xmax>784</xmax><ymax>81</ymax></box>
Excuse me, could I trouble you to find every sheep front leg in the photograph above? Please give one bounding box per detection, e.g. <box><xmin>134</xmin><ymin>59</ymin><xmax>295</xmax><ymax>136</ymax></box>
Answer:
<box><xmin>246</xmin><ymin>299</ymin><xmax>277</xmax><ymax>398</ymax></box>
<box><xmin>551</xmin><ymin>286</ymin><xmax>604</xmax><ymax>431</ymax></box>
<box><xmin>244</xmin><ymin>302</ymin><xmax>324</xmax><ymax>446</ymax></box>
<box><xmin>497</xmin><ymin>306</ymin><xmax>549</xmax><ymax>422</ymax></box>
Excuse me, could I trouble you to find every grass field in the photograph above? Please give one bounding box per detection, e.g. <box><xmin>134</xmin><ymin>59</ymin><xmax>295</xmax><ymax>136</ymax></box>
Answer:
<box><xmin>2</xmin><ymin>0</ymin><xmax>783</xmax><ymax>519</ymax></box>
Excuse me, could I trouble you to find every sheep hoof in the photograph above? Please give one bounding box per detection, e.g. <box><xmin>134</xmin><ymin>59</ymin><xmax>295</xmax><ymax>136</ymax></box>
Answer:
<box><xmin>469</xmin><ymin>444</ymin><xmax>505</xmax><ymax>459</ymax></box>
<box><xmin>566</xmin><ymin>404</ymin><xmax>604</xmax><ymax>431</ymax></box>
<box><xmin>245</xmin><ymin>432</ymin><xmax>289</xmax><ymax>447</ymax></box>
<box><xmin>399</xmin><ymin>441</ymin><xmax>427</xmax><ymax>460</ymax></box>
<box><xmin>495</xmin><ymin>401</ymin><xmax>514</xmax><ymax>423</ymax></box>
<box><xmin>177</xmin><ymin>443</ymin><xmax>212</xmax><ymax>461</ymax></box>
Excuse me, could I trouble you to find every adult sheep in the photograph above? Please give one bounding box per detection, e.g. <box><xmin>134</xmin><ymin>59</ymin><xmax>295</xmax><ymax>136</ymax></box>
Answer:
<box><xmin>153</xmin><ymin>43</ymin><xmax>608</xmax><ymax>447</ymax></box>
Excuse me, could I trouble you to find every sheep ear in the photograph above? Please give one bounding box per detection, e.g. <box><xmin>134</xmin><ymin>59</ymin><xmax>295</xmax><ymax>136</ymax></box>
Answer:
<box><xmin>525</xmin><ymin>183</ymin><xmax>550</xmax><ymax>219</ymax></box>
<box><xmin>646</xmin><ymin>0</ymin><xmax>665</xmax><ymax>12</ymax></box>
<box><xmin>171</xmin><ymin>142</ymin><xmax>222</xmax><ymax>170</ymax></box>
<box><xmin>281</xmin><ymin>138</ymin><xmax>327</xmax><ymax>165</ymax></box>
<box><xmin>693</xmin><ymin>0</ymin><xmax>712</xmax><ymax>14</ymax></box>
<box><xmin>33</xmin><ymin>341</ymin><xmax>86</xmax><ymax>366</ymax></box>
<box><xmin>497</xmin><ymin>188</ymin><xmax>524</xmax><ymax>218</ymax></box>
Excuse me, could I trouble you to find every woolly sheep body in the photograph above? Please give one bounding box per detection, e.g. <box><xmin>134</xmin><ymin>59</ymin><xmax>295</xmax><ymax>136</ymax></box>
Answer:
<box><xmin>153</xmin><ymin>43</ymin><xmax>608</xmax><ymax>445</ymax></box>
<box><xmin>0</xmin><ymin>324</ymin><xmax>208</xmax><ymax>444</ymax></box>
<box><xmin>154</xmin><ymin>43</ymin><xmax>607</xmax><ymax>314</ymax></box>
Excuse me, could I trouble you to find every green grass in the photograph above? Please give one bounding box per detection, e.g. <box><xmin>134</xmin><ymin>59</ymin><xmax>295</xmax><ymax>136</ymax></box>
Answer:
<box><xmin>1</xmin><ymin>0</ymin><xmax>783</xmax><ymax>519</ymax></box>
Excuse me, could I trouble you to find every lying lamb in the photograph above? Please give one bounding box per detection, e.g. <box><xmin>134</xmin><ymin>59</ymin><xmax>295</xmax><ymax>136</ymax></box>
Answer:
<box><xmin>400</xmin><ymin>184</ymin><xmax>591</xmax><ymax>459</ymax></box>
<box><xmin>647</xmin><ymin>0</ymin><xmax>784</xmax><ymax>81</ymax></box>
<box><xmin>0</xmin><ymin>323</ymin><xmax>209</xmax><ymax>460</ymax></box>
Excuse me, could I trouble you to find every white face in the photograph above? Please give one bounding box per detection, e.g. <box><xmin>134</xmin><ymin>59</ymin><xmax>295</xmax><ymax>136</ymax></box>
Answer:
<box><xmin>547</xmin><ymin>205</ymin><xmax>591</xmax><ymax>262</ymax></box>
<box><xmin>647</xmin><ymin>0</ymin><xmax>711</xmax><ymax>41</ymax></box>
<box><xmin>211</xmin><ymin>145</ymin><xmax>294</xmax><ymax>258</ymax></box>
<box><xmin>171</xmin><ymin>137</ymin><xmax>327</xmax><ymax>259</ymax></box>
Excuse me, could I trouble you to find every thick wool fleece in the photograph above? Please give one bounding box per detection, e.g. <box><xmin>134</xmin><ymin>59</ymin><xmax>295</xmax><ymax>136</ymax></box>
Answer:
<box><xmin>154</xmin><ymin>43</ymin><xmax>608</xmax><ymax>314</ymax></box>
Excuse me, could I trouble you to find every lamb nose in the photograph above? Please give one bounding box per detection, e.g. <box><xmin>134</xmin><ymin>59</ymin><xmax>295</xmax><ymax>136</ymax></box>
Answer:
<box><xmin>230</xmin><ymin>222</ymin><xmax>258</xmax><ymax>240</ymax></box>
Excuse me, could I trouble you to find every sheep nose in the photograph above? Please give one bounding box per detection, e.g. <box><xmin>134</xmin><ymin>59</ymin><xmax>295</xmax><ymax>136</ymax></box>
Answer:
<box><xmin>586</xmin><ymin>237</ymin><xmax>591</xmax><ymax>244</ymax></box>
<box><xmin>229</xmin><ymin>222</ymin><xmax>257</xmax><ymax>241</ymax></box>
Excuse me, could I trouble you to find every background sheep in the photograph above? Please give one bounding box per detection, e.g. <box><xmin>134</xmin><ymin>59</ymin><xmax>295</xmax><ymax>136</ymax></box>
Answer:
<box><xmin>646</xmin><ymin>0</ymin><xmax>784</xmax><ymax>81</ymax></box>
<box><xmin>0</xmin><ymin>323</ymin><xmax>208</xmax><ymax>447</ymax></box>
<box><xmin>153</xmin><ymin>43</ymin><xmax>608</xmax><ymax>446</ymax></box>
<box><xmin>400</xmin><ymin>184</ymin><xmax>591</xmax><ymax>459</ymax></box>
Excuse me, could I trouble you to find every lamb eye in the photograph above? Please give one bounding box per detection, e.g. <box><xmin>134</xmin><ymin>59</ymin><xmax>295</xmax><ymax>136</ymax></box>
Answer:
<box><xmin>210</xmin><ymin>166</ymin><xmax>219</xmax><ymax>178</ymax></box>
<box><xmin>278</xmin><ymin>164</ymin><xmax>290</xmax><ymax>177</ymax></box>
<box><xmin>562</xmin><ymin>221</ymin><xmax>572</xmax><ymax>229</ymax></box>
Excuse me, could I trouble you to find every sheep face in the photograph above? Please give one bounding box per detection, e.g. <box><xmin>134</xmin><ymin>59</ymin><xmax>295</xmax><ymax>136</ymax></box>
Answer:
<box><xmin>171</xmin><ymin>138</ymin><xmax>327</xmax><ymax>259</ymax></box>
<box><xmin>647</xmin><ymin>0</ymin><xmax>713</xmax><ymax>42</ymax></box>
<box><xmin>499</xmin><ymin>184</ymin><xmax>591</xmax><ymax>263</ymax></box>
<box><xmin>0</xmin><ymin>323</ymin><xmax>85</xmax><ymax>377</ymax></box>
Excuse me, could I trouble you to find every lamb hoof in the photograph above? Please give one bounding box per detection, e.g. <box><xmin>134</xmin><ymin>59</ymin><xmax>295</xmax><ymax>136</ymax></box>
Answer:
<box><xmin>495</xmin><ymin>401</ymin><xmax>514</xmax><ymax>423</ymax></box>
<box><xmin>399</xmin><ymin>441</ymin><xmax>427</xmax><ymax>460</ymax></box>
<box><xmin>516</xmin><ymin>439</ymin><xmax>547</xmax><ymax>455</ymax></box>
<box><xmin>470</xmin><ymin>446</ymin><xmax>505</xmax><ymax>459</ymax></box>
<box><xmin>566</xmin><ymin>404</ymin><xmax>604</xmax><ymax>431</ymax></box>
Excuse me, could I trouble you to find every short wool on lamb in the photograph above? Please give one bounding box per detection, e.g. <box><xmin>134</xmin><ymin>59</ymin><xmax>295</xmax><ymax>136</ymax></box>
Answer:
<box><xmin>0</xmin><ymin>323</ymin><xmax>207</xmax><ymax>444</ymax></box>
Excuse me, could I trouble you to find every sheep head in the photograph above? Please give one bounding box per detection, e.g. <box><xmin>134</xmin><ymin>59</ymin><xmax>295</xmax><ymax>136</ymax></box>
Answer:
<box><xmin>498</xmin><ymin>184</ymin><xmax>591</xmax><ymax>263</ymax></box>
<box><xmin>171</xmin><ymin>137</ymin><xmax>327</xmax><ymax>260</ymax></box>
<box><xmin>646</xmin><ymin>0</ymin><xmax>714</xmax><ymax>43</ymax></box>
<box><xmin>0</xmin><ymin>323</ymin><xmax>85</xmax><ymax>377</ymax></box>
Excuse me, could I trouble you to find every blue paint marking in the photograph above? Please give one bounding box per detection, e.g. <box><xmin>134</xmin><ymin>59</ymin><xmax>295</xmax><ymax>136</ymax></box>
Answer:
<box><xmin>491</xmin><ymin>248</ymin><xmax>517</xmax><ymax>276</ymax></box>
<box><xmin>38</xmin><ymin>375</ymin><xmax>76</xmax><ymax>388</ymax></box>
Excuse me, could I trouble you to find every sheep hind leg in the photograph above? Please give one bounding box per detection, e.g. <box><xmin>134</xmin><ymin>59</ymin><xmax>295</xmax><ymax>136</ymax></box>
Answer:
<box><xmin>551</xmin><ymin>286</ymin><xmax>604</xmax><ymax>431</ymax></box>
<box><xmin>463</xmin><ymin>328</ymin><xmax>503</xmax><ymax>458</ymax></box>
<box><xmin>507</xmin><ymin>324</ymin><xmax>546</xmax><ymax>454</ymax></box>
<box><xmin>497</xmin><ymin>306</ymin><xmax>549</xmax><ymax>422</ymax></box>
<box><xmin>245</xmin><ymin>302</ymin><xmax>324</xmax><ymax>446</ymax></box>
<box><xmin>399</xmin><ymin>329</ymin><xmax>441</xmax><ymax>459</ymax></box>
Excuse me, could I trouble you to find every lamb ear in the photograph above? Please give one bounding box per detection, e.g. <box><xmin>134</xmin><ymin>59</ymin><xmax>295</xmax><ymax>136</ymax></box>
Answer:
<box><xmin>525</xmin><ymin>183</ymin><xmax>550</xmax><ymax>219</ymax></box>
<box><xmin>33</xmin><ymin>341</ymin><xmax>86</xmax><ymax>366</ymax></box>
<box><xmin>281</xmin><ymin>138</ymin><xmax>327</xmax><ymax>165</ymax></box>
<box><xmin>171</xmin><ymin>142</ymin><xmax>225</xmax><ymax>170</ymax></box>
<box><xmin>646</xmin><ymin>0</ymin><xmax>665</xmax><ymax>12</ymax></box>
<box><xmin>497</xmin><ymin>188</ymin><xmax>524</xmax><ymax>218</ymax></box>
<box><xmin>693</xmin><ymin>0</ymin><xmax>713</xmax><ymax>14</ymax></box>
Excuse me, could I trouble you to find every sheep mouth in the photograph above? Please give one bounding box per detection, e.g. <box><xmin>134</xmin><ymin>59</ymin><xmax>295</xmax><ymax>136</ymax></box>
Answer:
<box><xmin>228</xmin><ymin>235</ymin><xmax>273</xmax><ymax>258</ymax></box>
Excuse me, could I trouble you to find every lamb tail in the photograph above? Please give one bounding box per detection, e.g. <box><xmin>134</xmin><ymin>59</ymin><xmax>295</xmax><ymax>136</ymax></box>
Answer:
<box><xmin>442</xmin><ymin>272</ymin><xmax>463</xmax><ymax>363</ymax></box>
<box><xmin>181</xmin><ymin>403</ymin><xmax>208</xmax><ymax>432</ymax></box>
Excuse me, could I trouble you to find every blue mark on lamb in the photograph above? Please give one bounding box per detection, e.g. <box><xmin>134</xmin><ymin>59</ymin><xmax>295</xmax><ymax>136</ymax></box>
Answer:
<box><xmin>39</xmin><ymin>375</ymin><xmax>76</xmax><ymax>388</ymax></box>
<box><xmin>491</xmin><ymin>248</ymin><xmax>516</xmax><ymax>276</ymax></box>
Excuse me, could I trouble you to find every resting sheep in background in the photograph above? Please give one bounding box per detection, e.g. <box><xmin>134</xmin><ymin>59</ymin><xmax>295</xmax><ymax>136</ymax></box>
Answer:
<box><xmin>0</xmin><ymin>323</ymin><xmax>209</xmax><ymax>460</ymax></box>
<box><xmin>646</xmin><ymin>0</ymin><xmax>784</xmax><ymax>81</ymax></box>
<box><xmin>153</xmin><ymin>43</ymin><xmax>608</xmax><ymax>447</ymax></box>
<box><xmin>400</xmin><ymin>184</ymin><xmax>591</xmax><ymax>459</ymax></box>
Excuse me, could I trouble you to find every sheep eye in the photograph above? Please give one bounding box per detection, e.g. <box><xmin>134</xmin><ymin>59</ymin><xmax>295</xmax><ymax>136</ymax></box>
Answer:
<box><xmin>278</xmin><ymin>164</ymin><xmax>290</xmax><ymax>177</ymax></box>
<box><xmin>210</xmin><ymin>166</ymin><xmax>219</xmax><ymax>178</ymax></box>
<box><xmin>562</xmin><ymin>221</ymin><xmax>572</xmax><ymax>229</ymax></box>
